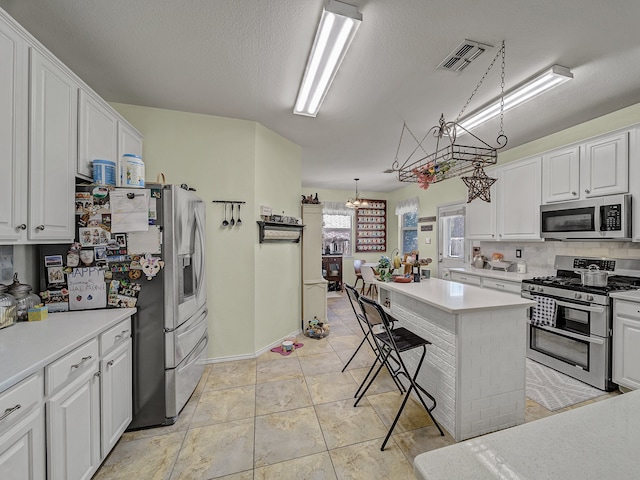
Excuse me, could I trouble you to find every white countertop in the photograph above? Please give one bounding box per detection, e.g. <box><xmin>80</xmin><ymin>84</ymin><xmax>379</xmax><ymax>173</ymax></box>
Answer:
<box><xmin>414</xmin><ymin>389</ymin><xmax>640</xmax><ymax>480</ymax></box>
<box><xmin>610</xmin><ymin>290</ymin><xmax>640</xmax><ymax>302</ymax></box>
<box><xmin>378</xmin><ymin>278</ymin><xmax>535</xmax><ymax>314</ymax></box>
<box><xmin>449</xmin><ymin>266</ymin><xmax>555</xmax><ymax>282</ymax></box>
<box><xmin>0</xmin><ymin>308</ymin><xmax>136</xmax><ymax>393</ymax></box>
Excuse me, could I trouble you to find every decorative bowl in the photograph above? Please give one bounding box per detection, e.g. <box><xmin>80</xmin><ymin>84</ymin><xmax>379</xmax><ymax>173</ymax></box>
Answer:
<box><xmin>393</xmin><ymin>276</ymin><xmax>412</xmax><ymax>283</ymax></box>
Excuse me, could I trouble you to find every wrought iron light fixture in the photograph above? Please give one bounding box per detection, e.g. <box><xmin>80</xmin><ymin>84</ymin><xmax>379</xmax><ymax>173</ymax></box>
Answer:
<box><xmin>294</xmin><ymin>0</ymin><xmax>362</xmax><ymax>117</ymax></box>
<box><xmin>345</xmin><ymin>178</ymin><xmax>368</xmax><ymax>209</ymax></box>
<box><xmin>389</xmin><ymin>42</ymin><xmax>510</xmax><ymax>202</ymax></box>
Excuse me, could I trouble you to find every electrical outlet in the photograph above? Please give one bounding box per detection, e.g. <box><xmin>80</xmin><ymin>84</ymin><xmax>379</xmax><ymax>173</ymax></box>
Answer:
<box><xmin>425</xmin><ymin>237</ymin><xmax>431</xmax><ymax>244</ymax></box>
<box><xmin>516</xmin><ymin>249</ymin><xmax>522</xmax><ymax>258</ymax></box>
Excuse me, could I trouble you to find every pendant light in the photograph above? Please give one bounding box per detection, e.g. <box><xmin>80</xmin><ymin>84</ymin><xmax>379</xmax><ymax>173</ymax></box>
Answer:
<box><xmin>345</xmin><ymin>178</ymin><xmax>368</xmax><ymax>209</ymax></box>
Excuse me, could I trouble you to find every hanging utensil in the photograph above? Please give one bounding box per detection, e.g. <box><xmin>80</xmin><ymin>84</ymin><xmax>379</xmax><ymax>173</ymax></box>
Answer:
<box><xmin>230</xmin><ymin>203</ymin><xmax>235</xmax><ymax>226</ymax></box>
<box><xmin>222</xmin><ymin>203</ymin><xmax>229</xmax><ymax>226</ymax></box>
<box><xmin>236</xmin><ymin>204</ymin><xmax>242</xmax><ymax>226</ymax></box>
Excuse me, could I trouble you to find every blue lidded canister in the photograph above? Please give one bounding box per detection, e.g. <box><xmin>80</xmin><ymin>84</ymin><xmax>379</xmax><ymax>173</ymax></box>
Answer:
<box><xmin>92</xmin><ymin>159</ymin><xmax>117</xmax><ymax>186</ymax></box>
<box><xmin>120</xmin><ymin>154</ymin><xmax>145</xmax><ymax>188</ymax></box>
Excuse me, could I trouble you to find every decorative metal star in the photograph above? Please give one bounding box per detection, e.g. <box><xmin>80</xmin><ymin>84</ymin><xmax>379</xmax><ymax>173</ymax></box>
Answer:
<box><xmin>461</xmin><ymin>162</ymin><xmax>497</xmax><ymax>203</ymax></box>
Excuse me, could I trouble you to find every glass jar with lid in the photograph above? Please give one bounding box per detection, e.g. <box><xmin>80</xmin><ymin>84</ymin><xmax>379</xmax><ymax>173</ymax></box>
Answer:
<box><xmin>8</xmin><ymin>273</ymin><xmax>41</xmax><ymax>322</ymax></box>
<box><xmin>0</xmin><ymin>283</ymin><xmax>18</xmax><ymax>329</ymax></box>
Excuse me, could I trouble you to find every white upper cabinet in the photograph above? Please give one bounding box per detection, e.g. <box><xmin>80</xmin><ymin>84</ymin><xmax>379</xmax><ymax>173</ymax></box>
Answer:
<box><xmin>29</xmin><ymin>50</ymin><xmax>77</xmax><ymax>242</ymax></box>
<box><xmin>78</xmin><ymin>89</ymin><xmax>118</xmax><ymax>180</ymax></box>
<box><xmin>466</xmin><ymin>158</ymin><xmax>542</xmax><ymax>241</ymax></box>
<box><xmin>498</xmin><ymin>156</ymin><xmax>542</xmax><ymax>240</ymax></box>
<box><xmin>118</xmin><ymin>121</ymin><xmax>143</xmax><ymax>159</ymax></box>
<box><xmin>542</xmin><ymin>131</ymin><xmax>629</xmax><ymax>204</ymax></box>
<box><xmin>0</xmin><ymin>17</ymin><xmax>28</xmax><ymax>242</ymax></box>
<box><xmin>581</xmin><ymin>131</ymin><xmax>629</xmax><ymax>198</ymax></box>
<box><xmin>542</xmin><ymin>146</ymin><xmax>580</xmax><ymax>203</ymax></box>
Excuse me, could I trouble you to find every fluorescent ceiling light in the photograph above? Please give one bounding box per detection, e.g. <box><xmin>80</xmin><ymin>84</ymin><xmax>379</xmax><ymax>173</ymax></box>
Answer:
<box><xmin>457</xmin><ymin>65</ymin><xmax>573</xmax><ymax>133</ymax></box>
<box><xmin>294</xmin><ymin>0</ymin><xmax>362</xmax><ymax>117</ymax></box>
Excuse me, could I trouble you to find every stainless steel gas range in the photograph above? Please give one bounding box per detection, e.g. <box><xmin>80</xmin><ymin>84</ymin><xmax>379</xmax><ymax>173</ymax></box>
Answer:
<box><xmin>521</xmin><ymin>256</ymin><xmax>640</xmax><ymax>391</ymax></box>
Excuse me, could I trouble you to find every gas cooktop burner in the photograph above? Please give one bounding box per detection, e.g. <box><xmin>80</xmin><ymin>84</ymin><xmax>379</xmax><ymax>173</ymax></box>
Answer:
<box><xmin>524</xmin><ymin>275</ymin><xmax>640</xmax><ymax>294</ymax></box>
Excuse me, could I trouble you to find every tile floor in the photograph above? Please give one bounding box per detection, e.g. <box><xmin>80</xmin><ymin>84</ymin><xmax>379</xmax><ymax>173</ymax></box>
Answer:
<box><xmin>94</xmin><ymin>293</ymin><xmax>619</xmax><ymax>480</ymax></box>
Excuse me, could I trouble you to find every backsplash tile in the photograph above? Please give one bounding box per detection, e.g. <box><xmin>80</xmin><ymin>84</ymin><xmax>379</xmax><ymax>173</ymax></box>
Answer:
<box><xmin>0</xmin><ymin>245</ymin><xmax>13</xmax><ymax>283</ymax></box>
<box><xmin>478</xmin><ymin>241</ymin><xmax>640</xmax><ymax>270</ymax></box>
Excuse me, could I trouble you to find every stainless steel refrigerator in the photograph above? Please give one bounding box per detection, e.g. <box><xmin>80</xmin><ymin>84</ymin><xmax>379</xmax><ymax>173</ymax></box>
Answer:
<box><xmin>128</xmin><ymin>184</ymin><xmax>208</xmax><ymax>429</ymax></box>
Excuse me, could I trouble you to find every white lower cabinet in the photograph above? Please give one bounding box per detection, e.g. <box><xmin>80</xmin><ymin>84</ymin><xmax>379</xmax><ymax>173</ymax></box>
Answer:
<box><xmin>613</xmin><ymin>299</ymin><xmax>640</xmax><ymax>390</ymax></box>
<box><xmin>46</xmin><ymin>363</ymin><xmax>101</xmax><ymax>480</ymax></box>
<box><xmin>450</xmin><ymin>271</ymin><xmax>482</xmax><ymax>286</ymax></box>
<box><xmin>100</xmin><ymin>338</ymin><xmax>132</xmax><ymax>458</ymax></box>
<box><xmin>0</xmin><ymin>373</ymin><xmax>45</xmax><ymax>480</ymax></box>
<box><xmin>450</xmin><ymin>270</ymin><xmax>521</xmax><ymax>295</ymax></box>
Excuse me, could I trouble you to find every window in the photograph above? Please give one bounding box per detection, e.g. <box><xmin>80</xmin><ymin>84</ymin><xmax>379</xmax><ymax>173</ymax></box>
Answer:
<box><xmin>401</xmin><ymin>211</ymin><xmax>418</xmax><ymax>254</ymax></box>
<box><xmin>438</xmin><ymin>203</ymin><xmax>466</xmax><ymax>269</ymax></box>
<box><xmin>322</xmin><ymin>214</ymin><xmax>352</xmax><ymax>256</ymax></box>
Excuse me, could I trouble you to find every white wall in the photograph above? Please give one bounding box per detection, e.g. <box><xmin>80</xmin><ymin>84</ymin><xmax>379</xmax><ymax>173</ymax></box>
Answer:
<box><xmin>111</xmin><ymin>103</ymin><xmax>301</xmax><ymax>360</ymax></box>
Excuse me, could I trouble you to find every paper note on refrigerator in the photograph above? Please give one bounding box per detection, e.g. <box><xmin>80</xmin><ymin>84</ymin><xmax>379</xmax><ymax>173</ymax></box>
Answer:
<box><xmin>111</xmin><ymin>189</ymin><xmax>150</xmax><ymax>232</ymax></box>
<box><xmin>67</xmin><ymin>267</ymin><xmax>107</xmax><ymax>310</ymax></box>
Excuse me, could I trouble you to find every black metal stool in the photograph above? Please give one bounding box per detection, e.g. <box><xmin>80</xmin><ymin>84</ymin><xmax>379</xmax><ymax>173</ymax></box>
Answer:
<box><xmin>356</xmin><ymin>295</ymin><xmax>444</xmax><ymax>450</ymax></box>
<box><xmin>343</xmin><ymin>284</ymin><xmax>404</xmax><ymax>398</ymax></box>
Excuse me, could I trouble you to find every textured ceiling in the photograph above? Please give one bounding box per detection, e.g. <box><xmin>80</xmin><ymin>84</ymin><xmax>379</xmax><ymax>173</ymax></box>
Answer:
<box><xmin>2</xmin><ymin>0</ymin><xmax>640</xmax><ymax>192</ymax></box>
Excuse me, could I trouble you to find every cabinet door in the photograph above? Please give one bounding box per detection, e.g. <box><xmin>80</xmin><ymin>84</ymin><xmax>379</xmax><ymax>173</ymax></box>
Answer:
<box><xmin>613</xmin><ymin>302</ymin><xmax>640</xmax><ymax>390</ymax></box>
<box><xmin>118</xmin><ymin>121</ymin><xmax>143</xmax><ymax>159</ymax></box>
<box><xmin>0</xmin><ymin>18</ymin><xmax>28</xmax><ymax>242</ymax></box>
<box><xmin>47</xmin><ymin>365</ymin><xmax>101</xmax><ymax>480</ymax></box>
<box><xmin>541</xmin><ymin>146</ymin><xmax>580</xmax><ymax>203</ymax></box>
<box><xmin>29</xmin><ymin>50</ymin><xmax>77</xmax><ymax>242</ymax></box>
<box><xmin>78</xmin><ymin>89</ymin><xmax>118</xmax><ymax>180</ymax></box>
<box><xmin>0</xmin><ymin>406</ymin><xmax>46</xmax><ymax>480</ymax></box>
<box><xmin>101</xmin><ymin>339</ymin><xmax>132</xmax><ymax>459</ymax></box>
<box><xmin>498</xmin><ymin>157</ymin><xmax>542</xmax><ymax>240</ymax></box>
<box><xmin>581</xmin><ymin>132</ymin><xmax>629</xmax><ymax>198</ymax></box>
<box><xmin>465</xmin><ymin>182</ymin><xmax>497</xmax><ymax>240</ymax></box>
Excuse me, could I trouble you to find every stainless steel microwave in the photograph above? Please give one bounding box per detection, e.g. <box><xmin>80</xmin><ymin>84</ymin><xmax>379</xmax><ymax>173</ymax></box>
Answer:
<box><xmin>540</xmin><ymin>194</ymin><xmax>632</xmax><ymax>240</ymax></box>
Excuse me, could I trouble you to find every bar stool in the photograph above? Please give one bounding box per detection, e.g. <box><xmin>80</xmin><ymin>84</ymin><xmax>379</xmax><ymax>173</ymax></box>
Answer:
<box><xmin>356</xmin><ymin>295</ymin><xmax>444</xmax><ymax>450</ymax></box>
<box><xmin>342</xmin><ymin>284</ymin><xmax>404</xmax><ymax>398</ymax></box>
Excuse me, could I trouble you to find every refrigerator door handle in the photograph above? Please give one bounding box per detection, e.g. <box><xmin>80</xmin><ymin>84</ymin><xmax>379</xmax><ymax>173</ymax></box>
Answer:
<box><xmin>194</xmin><ymin>207</ymin><xmax>206</xmax><ymax>302</ymax></box>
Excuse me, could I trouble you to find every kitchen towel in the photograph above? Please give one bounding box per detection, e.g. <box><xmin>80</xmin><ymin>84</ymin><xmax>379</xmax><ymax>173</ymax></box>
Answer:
<box><xmin>531</xmin><ymin>296</ymin><xmax>557</xmax><ymax>327</ymax></box>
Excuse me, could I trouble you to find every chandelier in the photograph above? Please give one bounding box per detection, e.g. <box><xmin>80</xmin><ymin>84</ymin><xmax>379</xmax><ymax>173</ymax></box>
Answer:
<box><xmin>389</xmin><ymin>41</ymin><xmax>508</xmax><ymax>202</ymax></box>
<box><xmin>345</xmin><ymin>178</ymin><xmax>368</xmax><ymax>209</ymax></box>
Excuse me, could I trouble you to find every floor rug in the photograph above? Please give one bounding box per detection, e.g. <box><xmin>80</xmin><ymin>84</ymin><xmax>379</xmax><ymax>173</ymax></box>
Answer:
<box><xmin>270</xmin><ymin>343</ymin><xmax>304</xmax><ymax>356</ymax></box>
<box><xmin>326</xmin><ymin>291</ymin><xmax>341</xmax><ymax>298</ymax></box>
<box><xmin>526</xmin><ymin>359</ymin><xmax>605</xmax><ymax>411</ymax></box>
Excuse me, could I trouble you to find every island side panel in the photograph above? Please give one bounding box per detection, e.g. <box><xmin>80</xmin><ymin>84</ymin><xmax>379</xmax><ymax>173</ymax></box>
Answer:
<box><xmin>381</xmin><ymin>287</ymin><xmax>457</xmax><ymax>438</ymax></box>
<box><xmin>380</xmin><ymin>286</ymin><xmax>528</xmax><ymax>442</ymax></box>
<box><xmin>457</xmin><ymin>307</ymin><xmax>527</xmax><ymax>440</ymax></box>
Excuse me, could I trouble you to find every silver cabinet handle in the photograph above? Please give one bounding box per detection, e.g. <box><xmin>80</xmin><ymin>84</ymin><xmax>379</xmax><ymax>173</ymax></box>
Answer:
<box><xmin>114</xmin><ymin>329</ymin><xmax>130</xmax><ymax>341</ymax></box>
<box><xmin>94</xmin><ymin>371</ymin><xmax>101</xmax><ymax>378</ymax></box>
<box><xmin>0</xmin><ymin>404</ymin><xmax>21</xmax><ymax>421</ymax></box>
<box><xmin>107</xmin><ymin>360</ymin><xmax>115</xmax><ymax>367</ymax></box>
<box><xmin>495</xmin><ymin>283</ymin><xmax>505</xmax><ymax>288</ymax></box>
<box><xmin>571</xmin><ymin>191</ymin><xmax>577</xmax><ymax>196</ymax></box>
<box><xmin>585</xmin><ymin>189</ymin><xmax>590</xmax><ymax>194</ymax></box>
<box><xmin>71</xmin><ymin>355</ymin><xmax>92</xmax><ymax>369</ymax></box>
<box><xmin>36</xmin><ymin>225</ymin><xmax>45</xmax><ymax>231</ymax></box>
<box><xmin>16</xmin><ymin>224</ymin><xmax>26</xmax><ymax>230</ymax></box>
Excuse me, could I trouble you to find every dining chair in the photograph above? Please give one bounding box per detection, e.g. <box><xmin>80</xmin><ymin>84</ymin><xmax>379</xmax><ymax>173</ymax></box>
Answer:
<box><xmin>360</xmin><ymin>265</ymin><xmax>379</xmax><ymax>298</ymax></box>
<box><xmin>356</xmin><ymin>295</ymin><xmax>444</xmax><ymax>451</ymax></box>
<box><xmin>353</xmin><ymin>259</ymin><xmax>365</xmax><ymax>293</ymax></box>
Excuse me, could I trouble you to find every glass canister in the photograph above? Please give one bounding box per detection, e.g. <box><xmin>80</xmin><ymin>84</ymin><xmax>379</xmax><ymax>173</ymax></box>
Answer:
<box><xmin>0</xmin><ymin>284</ymin><xmax>18</xmax><ymax>329</ymax></box>
<box><xmin>8</xmin><ymin>273</ymin><xmax>41</xmax><ymax>322</ymax></box>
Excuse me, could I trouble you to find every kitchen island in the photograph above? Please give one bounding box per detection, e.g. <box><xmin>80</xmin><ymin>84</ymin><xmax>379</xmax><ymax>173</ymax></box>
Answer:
<box><xmin>414</xmin><ymin>389</ymin><xmax>640</xmax><ymax>479</ymax></box>
<box><xmin>377</xmin><ymin>279</ymin><xmax>535</xmax><ymax>441</ymax></box>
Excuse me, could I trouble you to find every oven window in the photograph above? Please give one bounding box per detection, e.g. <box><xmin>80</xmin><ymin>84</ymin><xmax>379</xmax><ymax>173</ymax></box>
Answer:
<box><xmin>541</xmin><ymin>207</ymin><xmax>594</xmax><ymax>232</ymax></box>
<box><xmin>530</xmin><ymin>327</ymin><xmax>589</xmax><ymax>370</ymax></box>
<box><xmin>558</xmin><ymin>307</ymin><xmax>590</xmax><ymax>335</ymax></box>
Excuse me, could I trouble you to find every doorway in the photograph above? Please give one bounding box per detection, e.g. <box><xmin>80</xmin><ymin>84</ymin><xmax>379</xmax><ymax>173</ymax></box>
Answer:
<box><xmin>437</xmin><ymin>202</ymin><xmax>467</xmax><ymax>276</ymax></box>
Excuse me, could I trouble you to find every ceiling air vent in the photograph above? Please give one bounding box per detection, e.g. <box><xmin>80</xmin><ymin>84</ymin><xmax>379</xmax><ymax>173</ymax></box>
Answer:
<box><xmin>438</xmin><ymin>40</ymin><xmax>492</xmax><ymax>72</ymax></box>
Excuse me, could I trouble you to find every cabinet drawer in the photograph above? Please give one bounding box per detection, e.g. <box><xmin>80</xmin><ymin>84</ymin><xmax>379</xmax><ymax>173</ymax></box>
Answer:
<box><xmin>100</xmin><ymin>318</ymin><xmax>132</xmax><ymax>355</ymax></box>
<box><xmin>0</xmin><ymin>372</ymin><xmax>43</xmax><ymax>428</ymax></box>
<box><xmin>450</xmin><ymin>272</ymin><xmax>481</xmax><ymax>286</ymax></box>
<box><xmin>45</xmin><ymin>339</ymin><xmax>99</xmax><ymax>395</ymax></box>
<box><xmin>482</xmin><ymin>278</ymin><xmax>521</xmax><ymax>294</ymax></box>
<box><xmin>615</xmin><ymin>300</ymin><xmax>640</xmax><ymax>319</ymax></box>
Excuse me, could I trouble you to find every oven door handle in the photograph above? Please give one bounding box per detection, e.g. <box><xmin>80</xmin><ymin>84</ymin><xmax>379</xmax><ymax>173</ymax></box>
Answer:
<box><xmin>529</xmin><ymin>322</ymin><xmax>605</xmax><ymax>345</ymax></box>
<box><xmin>552</xmin><ymin>300</ymin><xmax>605</xmax><ymax>314</ymax></box>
